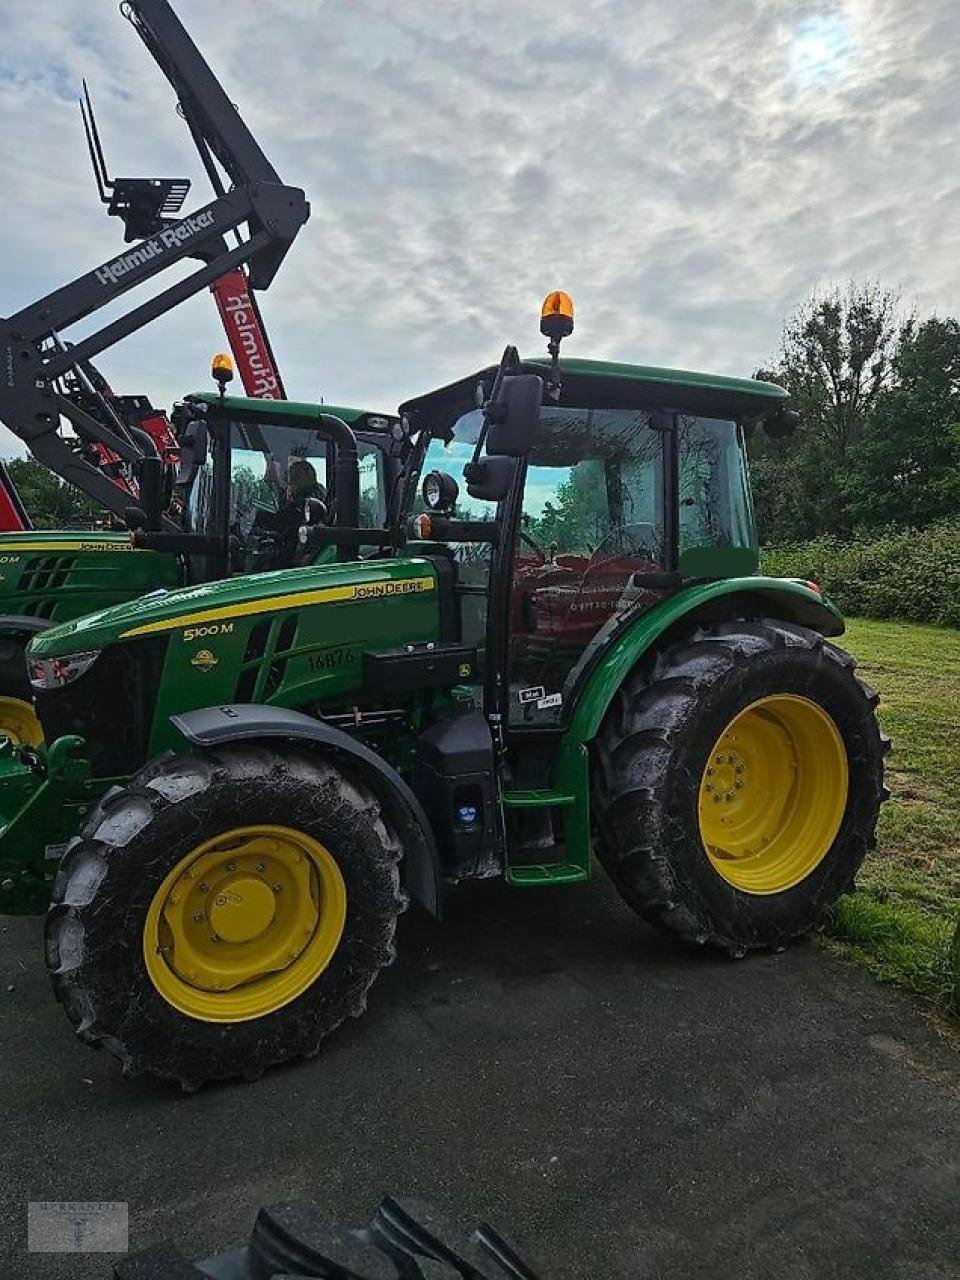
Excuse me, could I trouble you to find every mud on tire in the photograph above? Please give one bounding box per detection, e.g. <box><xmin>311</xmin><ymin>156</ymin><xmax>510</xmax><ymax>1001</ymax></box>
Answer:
<box><xmin>593</xmin><ymin>618</ymin><xmax>889</xmax><ymax>955</ymax></box>
<box><xmin>45</xmin><ymin>744</ymin><xmax>406</xmax><ymax>1089</ymax></box>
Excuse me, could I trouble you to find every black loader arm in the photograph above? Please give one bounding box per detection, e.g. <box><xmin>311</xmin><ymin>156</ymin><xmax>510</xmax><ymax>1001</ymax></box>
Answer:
<box><xmin>0</xmin><ymin>0</ymin><xmax>309</xmax><ymax>524</ymax></box>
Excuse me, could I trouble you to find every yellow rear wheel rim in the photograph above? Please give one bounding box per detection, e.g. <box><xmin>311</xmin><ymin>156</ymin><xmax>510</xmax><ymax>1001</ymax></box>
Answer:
<box><xmin>0</xmin><ymin>695</ymin><xmax>43</xmax><ymax>747</ymax></box>
<box><xmin>698</xmin><ymin>694</ymin><xmax>848</xmax><ymax>895</ymax></box>
<box><xmin>143</xmin><ymin>824</ymin><xmax>346</xmax><ymax>1023</ymax></box>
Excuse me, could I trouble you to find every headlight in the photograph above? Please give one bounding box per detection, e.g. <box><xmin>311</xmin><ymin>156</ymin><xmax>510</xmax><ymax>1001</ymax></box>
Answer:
<box><xmin>28</xmin><ymin>650</ymin><xmax>101</xmax><ymax>690</ymax></box>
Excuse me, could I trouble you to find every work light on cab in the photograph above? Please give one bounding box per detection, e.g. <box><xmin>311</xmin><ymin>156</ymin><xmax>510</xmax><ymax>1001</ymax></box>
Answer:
<box><xmin>540</xmin><ymin>290</ymin><xmax>574</xmax><ymax>341</ymax></box>
<box><xmin>211</xmin><ymin>352</ymin><xmax>234</xmax><ymax>390</ymax></box>
<box><xmin>540</xmin><ymin>290</ymin><xmax>574</xmax><ymax>394</ymax></box>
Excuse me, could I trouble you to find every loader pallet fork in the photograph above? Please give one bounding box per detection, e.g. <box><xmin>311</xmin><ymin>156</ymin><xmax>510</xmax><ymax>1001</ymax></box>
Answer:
<box><xmin>0</xmin><ymin>0</ymin><xmax>308</xmax><ymax>525</ymax></box>
<box><xmin>82</xmin><ymin>78</ymin><xmax>287</xmax><ymax>400</ymax></box>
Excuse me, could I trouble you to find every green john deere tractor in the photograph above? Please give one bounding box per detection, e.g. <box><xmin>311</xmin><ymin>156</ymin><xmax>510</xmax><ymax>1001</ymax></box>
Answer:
<box><xmin>27</xmin><ymin>296</ymin><xmax>886</xmax><ymax>1087</ymax></box>
<box><xmin>0</xmin><ymin>394</ymin><xmax>396</xmax><ymax>751</ymax></box>
<box><xmin>0</xmin><ymin>389</ymin><xmax>403</xmax><ymax>910</ymax></box>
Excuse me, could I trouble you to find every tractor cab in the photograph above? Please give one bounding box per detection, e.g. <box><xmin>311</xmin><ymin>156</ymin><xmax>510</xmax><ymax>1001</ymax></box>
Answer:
<box><xmin>151</xmin><ymin>387</ymin><xmax>405</xmax><ymax>582</ymax></box>
<box><xmin>396</xmin><ymin>348</ymin><xmax>792</xmax><ymax>734</ymax></box>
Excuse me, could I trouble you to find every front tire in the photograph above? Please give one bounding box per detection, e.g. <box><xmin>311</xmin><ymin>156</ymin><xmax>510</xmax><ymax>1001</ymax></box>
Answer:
<box><xmin>0</xmin><ymin>634</ymin><xmax>43</xmax><ymax>745</ymax></box>
<box><xmin>593</xmin><ymin>619</ymin><xmax>889</xmax><ymax>955</ymax></box>
<box><xmin>45</xmin><ymin>744</ymin><xmax>405</xmax><ymax>1088</ymax></box>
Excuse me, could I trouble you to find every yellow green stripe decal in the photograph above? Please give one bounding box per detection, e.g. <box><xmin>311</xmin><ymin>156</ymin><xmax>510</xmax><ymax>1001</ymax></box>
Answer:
<box><xmin>121</xmin><ymin>575</ymin><xmax>436</xmax><ymax>638</ymax></box>
<box><xmin>0</xmin><ymin>540</ymin><xmax>135</xmax><ymax>553</ymax></box>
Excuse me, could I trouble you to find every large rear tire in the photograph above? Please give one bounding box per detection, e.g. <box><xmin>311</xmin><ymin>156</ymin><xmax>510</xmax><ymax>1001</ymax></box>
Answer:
<box><xmin>45</xmin><ymin>744</ymin><xmax>405</xmax><ymax>1088</ymax></box>
<box><xmin>593</xmin><ymin>618</ymin><xmax>889</xmax><ymax>955</ymax></box>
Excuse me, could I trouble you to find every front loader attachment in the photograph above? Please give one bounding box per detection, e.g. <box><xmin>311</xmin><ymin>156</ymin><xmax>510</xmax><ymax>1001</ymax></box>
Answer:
<box><xmin>0</xmin><ymin>0</ymin><xmax>308</xmax><ymax>525</ymax></box>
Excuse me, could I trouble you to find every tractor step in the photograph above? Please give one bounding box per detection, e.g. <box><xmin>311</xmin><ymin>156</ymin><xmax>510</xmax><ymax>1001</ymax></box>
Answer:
<box><xmin>501</xmin><ymin>789</ymin><xmax>576</xmax><ymax>808</ymax></box>
<box><xmin>506</xmin><ymin>861</ymin><xmax>589</xmax><ymax>886</ymax></box>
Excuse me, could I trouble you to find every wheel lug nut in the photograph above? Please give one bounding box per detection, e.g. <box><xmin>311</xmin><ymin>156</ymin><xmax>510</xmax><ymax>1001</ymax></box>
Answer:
<box><xmin>210</xmin><ymin>933</ymin><xmax>220</xmax><ymax>943</ymax></box>
<box><xmin>273</xmin><ymin>883</ymin><xmax>283</xmax><ymax>893</ymax></box>
<box><xmin>706</xmin><ymin>767</ymin><xmax>714</xmax><ymax>777</ymax></box>
<box><xmin>192</xmin><ymin>911</ymin><xmax>205</xmax><ymax>924</ymax></box>
<box><xmin>225</xmin><ymin>862</ymin><xmax>236</xmax><ymax>873</ymax></box>
<box><xmin>198</xmin><ymin>882</ymin><xmax>209</xmax><ymax>893</ymax></box>
<box><xmin>736</xmin><ymin>763</ymin><xmax>744</xmax><ymax>774</ymax></box>
<box><xmin>256</xmin><ymin>862</ymin><xmax>265</xmax><ymax>873</ymax></box>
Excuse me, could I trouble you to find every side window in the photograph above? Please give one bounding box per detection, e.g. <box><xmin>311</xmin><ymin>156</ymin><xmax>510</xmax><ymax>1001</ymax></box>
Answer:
<box><xmin>358</xmin><ymin>446</ymin><xmax>385</xmax><ymax>529</ymax></box>
<box><xmin>678</xmin><ymin>416</ymin><xmax>758</xmax><ymax>575</ymax></box>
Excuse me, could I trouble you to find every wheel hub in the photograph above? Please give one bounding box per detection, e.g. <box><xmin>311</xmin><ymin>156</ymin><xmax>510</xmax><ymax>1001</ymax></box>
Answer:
<box><xmin>208</xmin><ymin>875</ymin><xmax>278</xmax><ymax>943</ymax></box>
<box><xmin>143</xmin><ymin>825</ymin><xmax>347</xmax><ymax>1023</ymax></box>
<box><xmin>698</xmin><ymin>694</ymin><xmax>848</xmax><ymax>895</ymax></box>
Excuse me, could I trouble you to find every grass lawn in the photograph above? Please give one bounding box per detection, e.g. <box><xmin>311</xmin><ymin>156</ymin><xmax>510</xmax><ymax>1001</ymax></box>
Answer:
<box><xmin>827</xmin><ymin>617</ymin><xmax>959</xmax><ymax>1020</ymax></box>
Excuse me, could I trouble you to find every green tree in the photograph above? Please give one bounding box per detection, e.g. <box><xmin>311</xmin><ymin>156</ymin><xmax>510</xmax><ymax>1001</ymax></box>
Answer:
<box><xmin>4</xmin><ymin>457</ymin><xmax>101</xmax><ymax>529</ymax></box>
<box><xmin>845</xmin><ymin>318</ymin><xmax>960</xmax><ymax>529</ymax></box>
<box><xmin>750</xmin><ymin>281</ymin><xmax>914</xmax><ymax>542</ymax></box>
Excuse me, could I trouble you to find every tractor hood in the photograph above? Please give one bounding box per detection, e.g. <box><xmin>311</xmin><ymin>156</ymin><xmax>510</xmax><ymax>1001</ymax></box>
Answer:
<box><xmin>28</xmin><ymin>557</ymin><xmax>439</xmax><ymax>658</ymax></box>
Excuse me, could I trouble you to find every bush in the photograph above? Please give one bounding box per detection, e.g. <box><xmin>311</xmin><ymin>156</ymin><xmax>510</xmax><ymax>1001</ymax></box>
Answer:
<box><xmin>761</xmin><ymin>520</ymin><xmax>960</xmax><ymax>627</ymax></box>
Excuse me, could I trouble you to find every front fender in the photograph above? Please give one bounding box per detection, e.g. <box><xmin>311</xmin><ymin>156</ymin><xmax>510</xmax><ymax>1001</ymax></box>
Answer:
<box><xmin>170</xmin><ymin>703</ymin><xmax>442</xmax><ymax>918</ymax></box>
<box><xmin>0</xmin><ymin>614</ymin><xmax>50</xmax><ymax>638</ymax></box>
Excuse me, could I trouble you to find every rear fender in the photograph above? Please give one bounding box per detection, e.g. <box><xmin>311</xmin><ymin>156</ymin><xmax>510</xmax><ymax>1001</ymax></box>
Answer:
<box><xmin>551</xmin><ymin>578</ymin><xmax>845</xmax><ymax>854</ymax></box>
<box><xmin>566</xmin><ymin>576</ymin><xmax>842</xmax><ymax>750</ymax></box>
<box><xmin>170</xmin><ymin>704</ymin><xmax>442</xmax><ymax>918</ymax></box>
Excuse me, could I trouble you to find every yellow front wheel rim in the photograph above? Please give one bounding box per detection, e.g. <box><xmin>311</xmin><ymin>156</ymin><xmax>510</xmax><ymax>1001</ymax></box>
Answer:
<box><xmin>698</xmin><ymin>694</ymin><xmax>849</xmax><ymax>895</ymax></box>
<box><xmin>0</xmin><ymin>695</ymin><xmax>44</xmax><ymax>747</ymax></box>
<box><xmin>143</xmin><ymin>824</ymin><xmax>347</xmax><ymax>1023</ymax></box>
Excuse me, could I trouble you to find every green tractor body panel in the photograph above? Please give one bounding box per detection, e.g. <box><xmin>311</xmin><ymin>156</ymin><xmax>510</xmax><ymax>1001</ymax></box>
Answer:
<box><xmin>2</xmin><ymin>555</ymin><xmax>442</xmax><ymax>905</ymax></box>
<box><xmin>0</xmin><ymin>531</ymin><xmax>180</xmax><ymax>628</ymax></box>
<box><xmin>29</xmin><ymin>555</ymin><xmax>441</xmax><ymax>758</ymax></box>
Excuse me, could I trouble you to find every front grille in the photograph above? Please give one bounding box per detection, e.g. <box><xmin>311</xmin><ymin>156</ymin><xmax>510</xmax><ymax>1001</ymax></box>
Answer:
<box><xmin>35</xmin><ymin>636</ymin><xmax>169</xmax><ymax>777</ymax></box>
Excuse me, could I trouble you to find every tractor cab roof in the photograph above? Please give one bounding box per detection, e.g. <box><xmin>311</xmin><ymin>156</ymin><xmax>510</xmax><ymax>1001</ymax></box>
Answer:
<box><xmin>400</xmin><ymin>357</ymin><xmax>788</xmax><ymax>428</ymax></box>
<box><xmin>188</xmin><ymin>392</ymin><xmax>399</xmax><ymax>432</ymax></box>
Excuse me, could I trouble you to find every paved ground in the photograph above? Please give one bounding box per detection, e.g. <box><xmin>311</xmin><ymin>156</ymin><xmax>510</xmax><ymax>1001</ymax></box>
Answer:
<box><xmin>2</xmin><ymin>875</ymin><xmax>958</xmax><ymax>1280</ymax></box>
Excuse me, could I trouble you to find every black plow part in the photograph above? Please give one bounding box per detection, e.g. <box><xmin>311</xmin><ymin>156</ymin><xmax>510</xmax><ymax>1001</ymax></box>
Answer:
<box><xmin>113</xmin><ymin>1196</ymin><xmax>547</xmax><ymax>1280</ymax></box>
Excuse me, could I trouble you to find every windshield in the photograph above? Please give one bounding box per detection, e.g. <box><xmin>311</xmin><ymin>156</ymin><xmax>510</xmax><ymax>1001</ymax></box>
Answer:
<box><xmin>184</xmin><ymin>415</ymin><xmax>389</xmax><ymax>577</ymax></box>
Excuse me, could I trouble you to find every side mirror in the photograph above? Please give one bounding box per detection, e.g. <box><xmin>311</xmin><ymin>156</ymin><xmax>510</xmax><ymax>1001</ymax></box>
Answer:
<box><xmin>464</xmin><ymin>455</ymin><xmax>517</xmax><ymax>503</ymax></box>
<box><xmin>485</xmin><ymin>374</ymin><xmax>542</xmax><ymax>457</ymax></box>
<box><xmin>763</xmin><ymin>408</ymin><xmax>800</xmax><ymax>439</ymax></box>
<box><xmin>135</xmin><ymin>454</ymin><xmax>163</xmax><ymax>531</ymax></box>
<box><xmin>175</xmin><ymin>419</ymin><xmax>208</xmax><ymax>486</ymax></box>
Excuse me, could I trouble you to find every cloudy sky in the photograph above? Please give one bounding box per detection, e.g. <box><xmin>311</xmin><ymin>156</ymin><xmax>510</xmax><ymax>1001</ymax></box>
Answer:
<box><xmin>1</xmin><ymin>0</ymin><xmax>958</xmax><ymax>457</ymax></box>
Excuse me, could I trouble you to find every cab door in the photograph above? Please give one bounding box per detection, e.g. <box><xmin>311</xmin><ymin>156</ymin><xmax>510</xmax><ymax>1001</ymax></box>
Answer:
<box><xmin>506</xmin><ymin>405</ymin><xmax>665</xmax><ymax>728</ymax></box>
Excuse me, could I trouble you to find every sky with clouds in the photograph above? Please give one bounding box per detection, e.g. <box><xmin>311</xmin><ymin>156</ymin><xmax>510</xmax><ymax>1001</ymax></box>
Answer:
<box><xmin>1</xmin><ymin>0</ymin><xmax>958</xmax><ymax>458</ymax></box>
